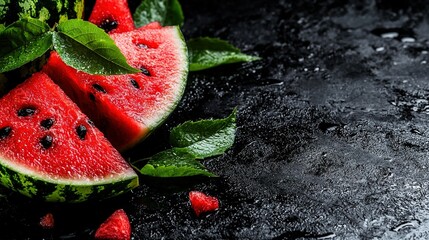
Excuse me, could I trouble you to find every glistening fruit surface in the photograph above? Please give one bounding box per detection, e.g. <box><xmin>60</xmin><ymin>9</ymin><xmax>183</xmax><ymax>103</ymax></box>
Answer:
<box><xmin>0</xmin><ymin>72</ymin><xmax>138</xmax><ymax>202</ymax></box>
<box><xmin>44</xmin><ymin>24</ymin><xmax>188</xmax><ymax>151</ymax></box>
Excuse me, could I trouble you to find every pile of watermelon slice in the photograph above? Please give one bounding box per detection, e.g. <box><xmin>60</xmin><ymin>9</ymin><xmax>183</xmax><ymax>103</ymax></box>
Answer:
<box><xmin>0</xmin><ymin>0</ymin><xmax>188</xmax><ymax>202</ymax></box>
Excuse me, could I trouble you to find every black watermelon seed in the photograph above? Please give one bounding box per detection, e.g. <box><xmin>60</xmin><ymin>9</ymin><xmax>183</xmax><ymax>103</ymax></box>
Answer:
<box><xmin>92</xmin><ymin>83</ymin><xmax>107</xmax><ymax>93</ymax></box>
<box><xmin>18</xmin><ymin>107</ymin><xmax>36</xmax><ymax>117</ymax></box>
<box><xmin>40</xmin><ymin>135</ymin><xmax>53</xmax><ymax>149</ymax></box>
<box><xmin>140</xmin><ymin>67</ymin><xmax>151</xmax><ymax>76</ymax></box>
<box><xmin>130</xmin><ymin>78</ymin><xmax>140</xmax><ymax>89</ymax></box>
<box><xmin>87</xmin><ymin>119</ymin><xmax>95</xmax><ymax>126</ymax></box>
<box><xmin>76</xmin><ymin>125</ymin><xmax>87</xmax><ymax>140</ymax></box>
<box><xmin>99</xmin><ymin>19</ymin><xmax>118</xmax><ymax>33</ymax></box>
<box><xmin>89</xmin><ymin>93</ymin><xmax>95</xmax><ymax>102</ymax></box>
<box><xmin>40</xmin><ymin>118</ymin><xmax>54</xmax><ymax>130</ymax></box>
<box><xmin>137</xmin><ymin>43</ymin><xmax>148</xmax><ymax>49</ymax></box>
<box><xmin>0</xmin><ymin>126</ymin><xmax>11</xmax><ymax>140</ymax></box>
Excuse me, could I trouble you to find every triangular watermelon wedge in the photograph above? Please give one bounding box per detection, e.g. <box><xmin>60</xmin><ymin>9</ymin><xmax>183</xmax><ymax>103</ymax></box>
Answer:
<box><xmin>43</xmin><ymin>24</ymin><xmax>188</xmax><ymax>151</ymax></box>
<box><xmin>0</xmin><ymin>72</ymin><xmax>138</xmax><ymax>202</ymax></box>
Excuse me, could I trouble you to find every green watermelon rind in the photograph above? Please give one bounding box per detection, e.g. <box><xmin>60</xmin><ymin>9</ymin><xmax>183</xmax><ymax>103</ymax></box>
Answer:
<box><xmin>0</xmin><ymin>0</ymin><xmax>84</xmax><ymax>26</ymax></box>
<box><xmin>0</xmin><ymin>156</ymin><xmax>139</xmax><ymax>202</ymax></box>
<box><xmin>145</xmin><ymin>26</ymin><xmax>189</xmax><ymax>131</ymax></box>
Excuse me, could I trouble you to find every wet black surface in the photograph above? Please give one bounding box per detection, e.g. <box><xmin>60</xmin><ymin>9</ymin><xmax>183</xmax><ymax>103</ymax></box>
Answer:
<box><xmin>4</xmin><ymin>0</ymin><xmax>429</xmax><ymax>239</ymax></box>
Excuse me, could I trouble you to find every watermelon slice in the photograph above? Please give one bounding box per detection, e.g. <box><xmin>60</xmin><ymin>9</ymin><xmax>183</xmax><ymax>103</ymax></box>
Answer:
<box><xmin>43</xmin><ymin>24</ymin><xmax>188</xmax><ymax>151</ymax></box>
<box><xmin>88</xmin><ymin>0</ymin><xmax>135</xmax><ymax>33</ymax></box>
<box><xmin>0</xmin><ymin>72</ymin><xmax>138</xmax><ymax>202</ymax></box>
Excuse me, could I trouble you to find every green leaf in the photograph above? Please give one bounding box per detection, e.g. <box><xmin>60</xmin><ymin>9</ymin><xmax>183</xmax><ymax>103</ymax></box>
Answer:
<box><xmin>133</xmin><ymin>0</ymin><xmax>184</xmax><ymax>28</ymax></box>
<box><xmin>0</xmin><ymin>17</ymin><xmax>52</xmax><ymax>73</ymax></box>
<box><xmin>170</xmin><ymin>109</ymin><xmax>237</xmax><ymax>159</ymax></box>
<box><xmin>188</xmin><ymin>37</ymin><xmax>260</xmax><ymax>71</ymax></box>
<box><xmin>139</xmin><ymin>148</ymin><xmax>217</xmax><ymax>177</ymax></box>
<box><xmin>53</xmin><ymin>19</ymin><xmax>139</xmax><ymax>75</ymax></box>
<box><xmin>0</xmin><ymin>24</ymin><xmax>5</xmax><ymax>32</ymax></box>
<box><xmin>137</xmin><ymin>110</ymin><xmax>237</xmax><ymax>178</ymax></box>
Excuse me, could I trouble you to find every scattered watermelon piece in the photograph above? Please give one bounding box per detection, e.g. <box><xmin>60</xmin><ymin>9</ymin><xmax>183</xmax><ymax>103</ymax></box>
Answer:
<box><xmin>95</xmin><ymin>209</ymin><xmax>131</xmax><ymax>240</ymax></box>
<box><xmin>189</xmin><ymin>191</ymin><xmax>219</xmax><ymax>217</ymax></box>
<box><xmin>43</xmin><ymin>25</ymin><xmax>188</xmax><ymax>151</ymax></box>
<box><xmin>0</xmin><ymin>72</ymin><xmax>138</xmax><ymax>202</ymax></box>
<box><xmin>89</xmin><ymin>0</ymin><xmax>135</xmax><ymax>33</ymax></box>
<box><xmin>39</xmin><ymin>212</ymin><xmax>55</xmax><ymax>229</ymax></box>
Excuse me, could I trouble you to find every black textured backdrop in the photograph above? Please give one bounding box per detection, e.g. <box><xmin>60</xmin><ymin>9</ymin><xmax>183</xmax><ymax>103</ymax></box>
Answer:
<box><xmin>3</xmin><ymin>0</ymin><xmax>429</xmax><ymax>239</ymax></box>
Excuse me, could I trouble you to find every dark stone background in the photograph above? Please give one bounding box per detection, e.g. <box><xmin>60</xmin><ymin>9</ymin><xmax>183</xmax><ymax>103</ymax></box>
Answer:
<box><xmin>3</xmin><ymin>0</ymin><xmax>429</xmax><ymax>239</ymax></box>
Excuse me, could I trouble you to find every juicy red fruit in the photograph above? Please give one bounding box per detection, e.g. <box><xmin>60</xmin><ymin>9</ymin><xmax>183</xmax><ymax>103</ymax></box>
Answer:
<box><xmin>95</xmin><ymin>209</ymin><xmax>131</xmax><ymax>240</ymax></box>
<box><xmin>89</xmin><ymin>0</ymin><xmax>134</xmax><ymax>33</ymax></box>
<box><xmin>189</xmin><ymin>191</ymin><xmax>220</xmax><ymax>217</ymax></box>
<box><xmin>43</xmin><ymin>25</ymin><xmax>188</xmax><ymax>151</ymax></box>
<box><xmin>39</xmin><ymin>213</ymin><xmax>55</xmax><ymax>229</ymax></box>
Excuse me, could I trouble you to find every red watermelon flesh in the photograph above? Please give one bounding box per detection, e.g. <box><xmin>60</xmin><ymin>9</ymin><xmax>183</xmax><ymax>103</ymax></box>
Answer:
<box><xmin>43</xmin><ymin>25</ymin><xmax>188</xmax><ymax>151</ymax></box>
<box><xmin>0</xmin><ymin>72</ymin><xmax>138</xmax><ymax>201</ymax></box>
<box><xmin>89</xmin><ymin>0</ymin><xmax>134</xmax><ymax>33</ymax></box>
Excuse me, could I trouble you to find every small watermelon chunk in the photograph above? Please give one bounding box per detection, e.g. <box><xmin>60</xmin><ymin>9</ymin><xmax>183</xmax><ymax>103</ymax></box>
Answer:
<box><xmin>89</xmin><ymin>0</ymin><xmax>134</xmax><ymax>33</ymax></box>
<box><xmin>0</xmin><ymin>72</ymin><xmax>138</xmax><ymax>202</ymax></box>
<box><xmin>189</xmin><ymin>191</ymin><xmax>219</xmax><ymax>217</ymax></box>
<box><xmin>43</xmin><ymin>25</ymin><xmax>188</xmax><ymax>151</ymax></box>
<box><xmin>39</xmin><ymin>212</ymin><xmax>55</xmax><ymax>229</ymax></box>
<box><xmin>95</xmin><ymin>209</ymin><xmax>131</xmax><ymax>240</ymax></box>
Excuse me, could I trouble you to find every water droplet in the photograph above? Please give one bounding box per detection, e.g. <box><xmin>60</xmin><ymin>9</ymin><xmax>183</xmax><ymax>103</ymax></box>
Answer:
<box><xmin>401</xmin><ymin>37</ymin><xmax>416</xmax><ymax>43</ymax></box>
<box><xmin>316</xmin><ymin>233</ymin><xmax>336</xmax><ymax>239</ymax></box>
<box><xmin>376</xmin><ymin>47</ymin><xmax>385</xmax><ymax>52</ymax></box>
<box><xmin>411</xmin><ymin>128</ymin><xmax>422</xmax><ymax>135</ymax></box>
<box><xmin>381</xmin><ymin>32</ymin><xmax>399</xmax><ymax>39</ymax></box>
<box><xmin>371</xmin><ymin>28</ymin><xmax>416</xmax><ymax>42</ymax></box>
<box><xmin>391</xmin><ymin>220</ymin><xmax>420</xmax><ymax>232</ymax></box>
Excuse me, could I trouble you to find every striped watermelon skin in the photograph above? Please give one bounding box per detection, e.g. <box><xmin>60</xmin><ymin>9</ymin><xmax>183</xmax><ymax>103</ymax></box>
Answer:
<box><xmin>0</xmin><ymin>0</ymin><xmax>11</xmax><ymax>24</ymax></box>
<box><xmin>0</xmin><ymin>163</ymin><xmax>138</xmax><ymax>202</ymax></box>
<box><xmin>0</xmin><ymin>72</ymin><xmax>138</xmax><ymax>202</ymax></box>
<box><xmin>0</xmin><ymin>0</ymin><xmax>84</xmax><ymax>26</ymax></box>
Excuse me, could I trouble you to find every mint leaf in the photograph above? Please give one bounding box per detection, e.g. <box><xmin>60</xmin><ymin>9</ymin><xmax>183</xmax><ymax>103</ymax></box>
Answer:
<box><xmin>188</xmin><ymin>37</ymin><xmax>260</xmax><ymax>71</ymax></box>
<box><xmin>170</xmin><ymin>109</ymin><xmax>237</xmax><ymax>159</ymax></box>
<box><xmin>53</xmin><ymin>19</ymin><xmax>139</xmax><ymax>75</ymax></box>
<box><xmin>140</xmin><ymin>148</ymin><xmax>216</xmax><ymax>177</ymax></box>
<box><xmin>0</xmin><ymin>17</ymin><xmax>52</xmax><ymax>73</ymax></box>
<box><xmin>133</xmin><ymin>0</ymin><xmax>184</xmax><ymax>28</ymax></box>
